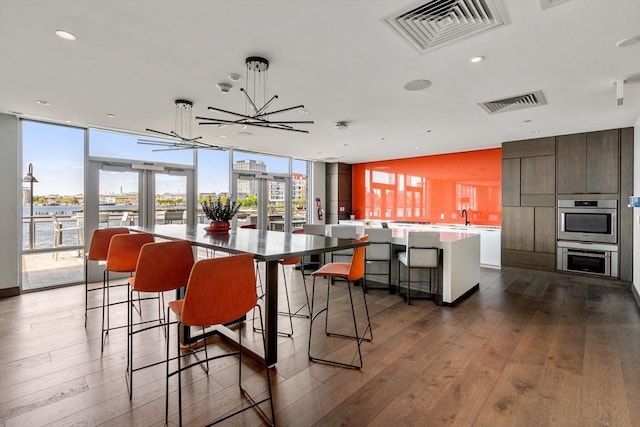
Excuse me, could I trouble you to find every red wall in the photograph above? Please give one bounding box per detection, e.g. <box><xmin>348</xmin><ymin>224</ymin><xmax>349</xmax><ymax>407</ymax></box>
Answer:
<box><xmin>352</xmin><ymin>148</ymin><xmax>502</xmax><ymax>226</ymax></box>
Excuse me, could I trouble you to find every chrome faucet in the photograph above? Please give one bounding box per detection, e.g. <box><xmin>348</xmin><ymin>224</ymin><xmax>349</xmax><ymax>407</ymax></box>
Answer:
<box><xmin>461</xmin><ymin>209</ymin><xmax>470</xmax><ymax>226</ymax></box>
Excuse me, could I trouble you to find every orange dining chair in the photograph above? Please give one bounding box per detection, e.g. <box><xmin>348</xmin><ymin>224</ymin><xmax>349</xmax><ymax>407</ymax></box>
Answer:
<box><xmin>308</xmin><ymin>235</ymin><xmax>372</xmax><ymax>369</ymax></box>
<box><xmin>165</xmin><ymin>253</ymin><xmax>275</xmax><ymax>427</ymax></box>
<box><xmin>84</xmin><ymin>227</ymin><xmax>130</xmax><ymax>327</ymax></box>
<box><xmin>126</xmin><ymin>240</ymin><xmax>194</xmax><ymax>399</ymax></box>
<box><xmin>101</xmin><ymin>232</ymin><xmax>154</xmax><ymax>352</ymax></box>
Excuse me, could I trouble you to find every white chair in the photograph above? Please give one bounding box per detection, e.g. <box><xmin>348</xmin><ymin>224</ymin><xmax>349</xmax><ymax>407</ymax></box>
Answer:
<box><xmin>328</xmin><ymin>224</ymin><xmax>357</xmax><ymax>263</ymax></box>
<box><xmin>163</xmin><ymin>209</ymin><xmax>184</xmax><ymax>224</ymax></box>
<box><xmin>51</xmin><ymin>214</ymin><xmax>83</xmax><ymax>259</ymax></box>
<box><xmin>302</xmin><ymin>224</ymin><xmax>327</xmax><ymax>269</ymax></box>
<box><xmin>363</xmin><ymin>227</ymin><xmax>393</xmax><ymax>292</ymax></box>
<box><xmin>397</xmin><ymin>231</ymin><xmax>440</xmax><ymax>304</ymax></box>
<box><xmin>302</xmin><ymin>223</ymin><xmax>326</xmax><ymax>236</ymax></box>
<box><xmin>99</xmin><ymin>212</ymin><xmax>111</xmax><ymax>228</ymax></box>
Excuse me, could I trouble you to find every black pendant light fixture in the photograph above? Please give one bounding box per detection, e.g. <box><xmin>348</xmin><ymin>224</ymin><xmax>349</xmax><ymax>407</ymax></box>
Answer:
<box><xmin>197</xmin><ymin>56</ymin><xmax>314</xmax><ymax>134</ymax></box>
<box><xmin>138</xmin><ymin>99</ymin><xmax>222</xmax><ymax>151</ymax></box>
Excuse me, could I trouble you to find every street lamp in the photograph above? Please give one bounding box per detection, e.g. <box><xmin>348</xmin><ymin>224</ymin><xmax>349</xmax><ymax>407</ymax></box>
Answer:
<box><xmin>23</xmin><ymin>163</ymin><xmax>38</xmax><ymax>250</ymax></box>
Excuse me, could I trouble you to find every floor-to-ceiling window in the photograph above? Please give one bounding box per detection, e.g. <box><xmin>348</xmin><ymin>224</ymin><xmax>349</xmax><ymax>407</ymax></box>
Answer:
<box><xmin>21</xmin><ymin>120</ymin><xmax>85</xmax><ymax>290</ymax></box>
<box><xmin>230</xmin><ymin>151</ymin><xmax>308</xmax><ymax>231</ymax></box>
<box><xmin>21</xmin><ymin>120</ymin><xmax>311</xmax><ymax>289</ymax></box>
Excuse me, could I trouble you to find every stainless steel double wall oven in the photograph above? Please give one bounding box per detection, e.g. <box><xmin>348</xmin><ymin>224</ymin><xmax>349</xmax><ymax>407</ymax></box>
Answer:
<box><xmin>557</xmin><ymin>199</ymin><xmax>618</xmax><ymax>277</ymax></box>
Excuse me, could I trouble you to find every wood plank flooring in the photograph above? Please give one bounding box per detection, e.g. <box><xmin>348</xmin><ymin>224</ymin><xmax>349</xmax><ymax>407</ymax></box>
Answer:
<box><xmin>1</xmin><ymin>266</ymin><xmax>639</xmax><ymax>426</ymax></box>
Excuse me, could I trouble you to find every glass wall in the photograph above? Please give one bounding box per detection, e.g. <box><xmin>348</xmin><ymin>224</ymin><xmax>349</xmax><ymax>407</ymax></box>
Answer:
<box><xmin>21</xmin><ymin>120</ymin><xmax>311</xmax><ymax>289</ymax></box>
<box><xmin>21</xmin><ymin>120</ymin><xmax>85</xmax><ymax>290</ymax></box>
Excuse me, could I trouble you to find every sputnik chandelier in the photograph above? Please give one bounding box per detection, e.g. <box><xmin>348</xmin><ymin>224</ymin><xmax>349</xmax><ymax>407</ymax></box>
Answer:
<box><xmin>197</xmin><ymin>56</ymin><xmax>314</xmax><ymax>134</ymax></box>
<box><xmin>137</xmin><ymin>99</ymin><xmax>221</xmax><ymax>151</ymax></box>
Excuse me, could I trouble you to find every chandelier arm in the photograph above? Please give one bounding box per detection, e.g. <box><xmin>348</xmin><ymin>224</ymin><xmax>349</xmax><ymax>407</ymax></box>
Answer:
<box><xmin>255</xmin><ymin>104</ymin><xmax>305</xmax><ymax>118</ymax></box>
<box><xmin>199</xmin><ymin>119</ymin><xmax>308</xmax><ymax>133</ymax></box>
<box><xmin>259</xmin><ymin>120</ymin><xmax>315</xmax><ymax>124</ymax></box>
<box><xmin>202</xmin><ymin>108</ymin><xmax>269</xmax><ymax>123</ymax></box>
<box><xmin>138</xmin><ymin>139</ymin><xmax>180</xmax><ymax>147</ymax></box>
<box><xmin>240</xmin><ymin>88</ymin><xmax>260</xmax><ymax>114</ymax></box>
<box><xmin>146</xmin><ymin>128</ymin><xmax>177</xmax><ymax>138</ymax></box>
<box><xmin>253</xmin><ymin>95</ymin><xmax>279</xmax><ymax>116</ymax></box>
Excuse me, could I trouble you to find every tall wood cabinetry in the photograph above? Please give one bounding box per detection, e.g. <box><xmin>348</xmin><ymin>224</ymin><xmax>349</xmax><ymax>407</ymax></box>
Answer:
<box><xmin>556</xmin><ymin>130</ymin><xmax>619</xmax><ymax>195</ymax></box>
<box><xmin>502</xmin><ymin>128</ymin><xmax>634</xmax><ymax>281</ymax></box>
<box><xmin>326</xmin><ymin>162</ymin><xmax>353</xmax><ymax>224</ymax></box>
<box><xmin>502</xmin><ymin>137</ymin><xmax>556</xmax><ymax>271</ymax></box>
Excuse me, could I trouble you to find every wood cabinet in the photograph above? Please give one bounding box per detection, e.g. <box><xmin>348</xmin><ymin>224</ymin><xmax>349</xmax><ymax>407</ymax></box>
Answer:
<box><xmin>586</xmin><ymin>130</ymin><xmax>619</xmax><ymax>194</ymax></box>
<box><xmin>557</xmin><ymin>130</ymin><xmax>619</xmax><ymax>194</ymax></box>
<box><xmin>502</xmin><ymin>158</ymin><xmax>520</xmax><ymax>207</ymax></box>
<box><xmin>534</xmin><ymin>207</ymin><xmax>555</xmax><ymax>253</ymax></box>
<box><xmin>556</xmin><ymin>133</ymin><xmax>586</xmax><ymax>194</ymax></box>
<box><xmin>521</xmin><ymin>155</ymin><xmax>555</xmax><ymax>206</ymax></box>
<box><xmin>501</xmin><ymin>137</ymin><xmax>556</xmax><ymax>271</ymax></box>
<box><xmin>502</xmin><ymin>207</ymin><xmax>534</xmax><ymax>251</ymax></box>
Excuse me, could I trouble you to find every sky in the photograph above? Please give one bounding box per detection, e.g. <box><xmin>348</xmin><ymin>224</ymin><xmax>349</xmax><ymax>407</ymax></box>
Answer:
<box><xmin>22</xmin><ymin>120</ymin><xmax>307</xmax><ymax>197</ymax></box>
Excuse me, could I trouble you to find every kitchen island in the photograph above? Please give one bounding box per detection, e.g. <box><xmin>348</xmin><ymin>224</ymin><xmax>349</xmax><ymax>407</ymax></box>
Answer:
<box><xmin>390</xmin><ymin>228</ymin><xmax>481</xmax><ymax>304</ymax></box>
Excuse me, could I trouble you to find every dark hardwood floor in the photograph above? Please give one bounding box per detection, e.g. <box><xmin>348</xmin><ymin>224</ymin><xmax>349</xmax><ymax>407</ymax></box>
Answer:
<box><xmin>1</xmin><ymin>266</ymin><xmax>639</xmax><ymax>426</ymax></box>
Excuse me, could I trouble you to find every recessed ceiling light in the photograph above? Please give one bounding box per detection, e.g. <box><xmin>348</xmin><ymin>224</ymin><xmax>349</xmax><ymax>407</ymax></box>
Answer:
<box><xmin>531</xmin><ymin>130</ymin><xmax>541</xmax><ymax>134</ymax></box>
<box><xmin>469</xmin><ymin>56</ymin><xmax>484</xmax><ymax>63</ymax></box>
<box><xmin>228</xmin><ymin>73</ymin><xmax>241</xmax><ymax>82</ymax></box>
<box><xmin>426</xmin><ymin>129</ymin><xmax>432</xmax><ymax>133</ymax></box>
<box><xmin>55</xmin><ymin>30</ymin><xmax>76</xmax><ymax>41</ymax></box>
<box><xmin>36</xmin><ymin>100</ymin><xmax>50</xmax><ymax>106</ymax></box>
<box><xmin>616</xmin><ymin>35</ymin><xmax>640</xmax><ymax>48</ymax></box>
<box><xmin>216</xmin><ymin>82</ymin><xmax>233</xmax><ymax>93</ymax></box>
<box><xmin>404</xmin><ymin>79</ymin><xmax>432</xmax><ymax>91</ymax></box>
<box><xmin>415</xmin><ymin>146</ymin><xmax>420</xmax><ymax>149</ymax></box>
<box><xmin>523</xmin><ymin>119</ymin><xmax>532</xmax><ymax>123</ymax></box>
<box><xmin>299</xmin><ymin>108</ymin><xmax>309</xmax><ymax>114</ymax></box>
<box><xmin>238</xmin><ymin>131</ymin><xmax>252</xmax><ymax>136</ymax></box>
<box><xmin>335</xmin><ymin>121</ymin><xmax>348</xmax><ymax>129</ymax></box>
<box><xmin>107</xmin><ymin>113</ymin><xmax>115</xmax><ymax>118</ymax></box>
<box><xmin>219</xmin><ymin>135</ymin><xmax>227</xmax><ymax>138</ymax></box>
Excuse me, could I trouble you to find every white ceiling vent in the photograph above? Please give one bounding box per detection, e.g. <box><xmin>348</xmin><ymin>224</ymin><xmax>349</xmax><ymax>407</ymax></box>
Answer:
<box><xmin>478</xmin><ymin>90</ymin><xmax>547</xmax><ymax>114</ymax></box>
<box><xmin>540</xmin><ymin>0</ymin><xmax>571</xmax><ymax>10</ymax></box>
<box><xmin>383</xmin><ymin>0</ymin><xmax>505</xmax><ymax>54</ymax></box>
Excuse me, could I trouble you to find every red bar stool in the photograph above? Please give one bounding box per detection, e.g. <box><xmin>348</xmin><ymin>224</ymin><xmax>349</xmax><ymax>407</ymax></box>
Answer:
<box><xmin>165</xmin><ymin>253</ymin><xmax>275</xmax><ymax>426</ymax></box>
<box><xmin>308</xmin><ymin>235</ymin><xmax>372</xmax><ymax>369</ymax></box>
<box><xmin>126</xmin><ymin>240</ymin><xmax>194</xmax><ymax>399</ymax></box>
<box><xmin>84</xmin><ymin>227</ymin><xmax>130</xmax><ymax>327</ymax></box>
<box><xmin>101</xmin><ymin>232</ymin><xmax>154</xmax><ymax>352</ymax></box>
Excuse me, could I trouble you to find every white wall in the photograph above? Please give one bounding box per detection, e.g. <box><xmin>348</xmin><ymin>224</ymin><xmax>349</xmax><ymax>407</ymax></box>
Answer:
<box><xmin>633</xmin><ymin>115</ymin><xmax>640</xmax><ymax>299</ymax></box>
<box><xmin>0</xmin><ymin>113</ymin><xmax>20</xmax><ymax>294</ymax></box>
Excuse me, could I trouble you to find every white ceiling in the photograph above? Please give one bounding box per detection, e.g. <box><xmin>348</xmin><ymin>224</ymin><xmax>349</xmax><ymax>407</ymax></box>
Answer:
<box><xmin>1</xmin><ymin>0</ymin><xmax>639</xmax><ymax>164</ymax></box>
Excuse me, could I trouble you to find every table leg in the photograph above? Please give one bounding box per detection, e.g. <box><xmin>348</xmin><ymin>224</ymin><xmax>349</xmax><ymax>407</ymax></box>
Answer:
<box><xmin>264</xmin><ymin>260</ymin><xmax>279</xmax><ymax>366</ymax></box>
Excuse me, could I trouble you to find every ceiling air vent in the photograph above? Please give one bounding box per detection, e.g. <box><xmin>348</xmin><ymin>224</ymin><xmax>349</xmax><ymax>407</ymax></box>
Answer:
<box><xmin>383</xmin><ymin>0</ymin><xmax>505</xmax><ymax>54</ymax></box>
<box><xmin>540</xmin><ymin>0</ymin><xmax>571</xmax><ymax>10</ymax></box>
<box><xmin>478</xmin><ymin>90</ymin><xmax>548</xmax><ymax>115</ymax></box>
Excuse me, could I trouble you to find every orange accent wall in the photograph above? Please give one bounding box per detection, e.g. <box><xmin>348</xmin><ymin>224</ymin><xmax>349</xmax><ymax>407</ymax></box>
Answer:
<box><xmin>352</xmin><ymin>148</ymin><xmax>502</xmax><ymax>226</ymax></box>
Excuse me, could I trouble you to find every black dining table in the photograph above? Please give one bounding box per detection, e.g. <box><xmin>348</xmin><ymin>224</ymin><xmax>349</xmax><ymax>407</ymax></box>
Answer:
<box><xmin>130</xmin><ymin>223</ymin><xmax>367</xmax><ymax>365</ymax></box>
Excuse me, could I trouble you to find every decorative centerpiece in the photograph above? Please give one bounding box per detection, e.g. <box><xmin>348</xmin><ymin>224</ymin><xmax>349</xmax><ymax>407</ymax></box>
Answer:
<box><xmin>202</xmin><ymin>195</ymin><xmax>241</xmax><ymax>234</ymax></box>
